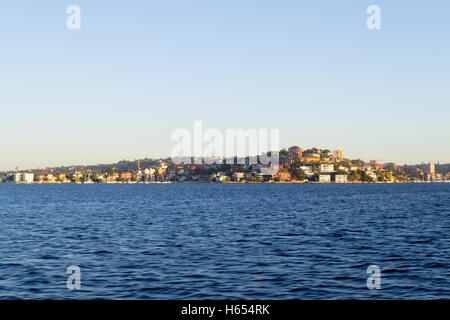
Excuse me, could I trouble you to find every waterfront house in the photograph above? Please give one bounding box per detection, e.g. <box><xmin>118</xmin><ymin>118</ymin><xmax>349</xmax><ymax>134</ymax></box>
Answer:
<box><xmin>274</xmin><ymin>171</ymin><xmax>291</xmax><ymax>181</ymax></box>
<box><xmin>319</xmin><ymin>174</ymin><xmax>331</xmax><ymax>183</ymax></box>
<box><xmin>334</xmin><ymin>174</ymin><xmax>348</xmax><ymax>183</ymax></box>
<box><xmin>233</xmin><ymin>172</ymin><xmax>245</xmax><ymax>182</ymax></box>
<box><xmin>13</xmin><ymin>172</ymin><xmax>34</xmax><ymax>183</ymax></box>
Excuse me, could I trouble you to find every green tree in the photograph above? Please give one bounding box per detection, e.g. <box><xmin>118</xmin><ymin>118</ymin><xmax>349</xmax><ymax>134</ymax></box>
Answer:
<box><xmin>320</xmin><ymin>149</ymin><xmax>331</xmax><ymax>159</ymax></box>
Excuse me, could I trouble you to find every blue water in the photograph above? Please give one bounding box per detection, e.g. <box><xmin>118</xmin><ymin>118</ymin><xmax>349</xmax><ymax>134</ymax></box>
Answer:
<box><xmin>0</xmin><ymin>183</ymin><xmax>448</xmax><ymax>299</ymax></box>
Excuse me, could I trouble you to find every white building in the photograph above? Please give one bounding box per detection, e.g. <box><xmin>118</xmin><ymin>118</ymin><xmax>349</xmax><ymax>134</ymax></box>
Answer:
<box><xmin>334</xmin><ymin>174</ymin><xmax>348</xmax><ymax>183</ymax></box>
<box><xmin>319</xmin><ymin>174</ymin><xmax>331</xmax><ymax>183</ymax></box>
<box><xmin>319</xmin><ymin>164</ymin><xmax>334</xmax><ymax>173</ymax></box>
<box><xmin>367</xmin><ymin>171</ymin><xmax>378</xmax><ymax>180</ymax></box>
<box><xmin>13</xmin><ymin>173</ymin><xmax>21</xmax><ymax>182</ymax></box>
<box><xmin>299</xmin><ymin>166</ymin><xmax>314</xmax><ymax>176</ymax></box>
<box><xmin>13</xmin><ymin>173</ymin><xmax>34</xmax><ymax>183</ymax></box>
<box><xmin>233</xmin><ymin>172</ymin><xmax>245</xmax><ymax>181</ymax></box>
<box><xmin>259</xmin><ymin>167</ymin><xmax>277</xmax><ymax>177</ymax></box>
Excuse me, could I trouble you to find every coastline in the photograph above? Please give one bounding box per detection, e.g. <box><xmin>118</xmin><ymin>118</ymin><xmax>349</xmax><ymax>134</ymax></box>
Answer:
<box><xmin>2</xmin><ymin>181</ymin><xmax>447</xmax><ymax>185</ymax></box>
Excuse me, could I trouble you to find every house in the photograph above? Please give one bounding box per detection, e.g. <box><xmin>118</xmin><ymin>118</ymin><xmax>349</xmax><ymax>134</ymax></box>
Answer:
<box><xmin>363</xmin><ymin>166</ymin><xmax>378</xmax><ymax>180</ymax></box>
<box><xmin>319</xmin><ymin>174</ymin><xmax>331</xmax><ymax>183</ymax></box>
<box><xmin>259</xmin><ymin>167</ymin><xmax>277</xmax><ymax>177</ymax></box>
<box><xmin>299</xmin><ymin>166</ymin><xmax>314</xmax><ymax>177</ymax></box>
<box><xmin>144</xmin><ymin>168</ymin><xmax>156</xmax><ymax>176</ymax></box>
<box><xmin>319</xmin><ymin>164</ymin><xmax>334</xmax><ymax>173</ymax></box>
<box><xmin>46</xmin><ymin>174</ymin><xmax>57</xmax><ymax>182</ymax></box>
<box><xmin>366</xmin><ymin>171</ymin><xmax>378</xmax><ymax>180</ymax></box>
<box><xmin>106</xmin><ymin>173</ymin><xmax>119</xmax><ymax>182</ymax></box>
<box><xmin>155</xmin><ymin>160</ymin><xmax>168</xmax><ymax>169</ymax></box>
<box><xmin>274</xmin><ymin>171</ymin><xmax>291</xmax><ymax>181</ymax></box>
<box><xmin>120</xmin><ymin>172</ymin><xmax>132</xmax><ymax>181</ymax></box>
<box><xmin>334</xmin><ymin>174</ymin><xmax>348</xmax><ymax>183</ymax></box>
<box><xmin>303</xmin><ymin>156</ymin><xmax>321</xmax><ymax>163</ymax></box>
<box><xmin>71</xmin><ymin>171</ymin><xmax>83</xmax><ymax>182</ymax></box>
<box><xmin>215</xmin><ymin>173</ymin><xmax>228</xmax><ymax>182</ymax></box>
<box><xmin>233</xmin><ymin>172</ymin><xmax>245</xmax><ymax>182</ymax></box>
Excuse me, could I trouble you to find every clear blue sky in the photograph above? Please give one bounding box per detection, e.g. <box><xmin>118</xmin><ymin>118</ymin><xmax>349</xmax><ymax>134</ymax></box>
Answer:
<box><xmin>1</xmin><ymin>0</ymin><xmax>449</xmax><ymax>170</ymax></box>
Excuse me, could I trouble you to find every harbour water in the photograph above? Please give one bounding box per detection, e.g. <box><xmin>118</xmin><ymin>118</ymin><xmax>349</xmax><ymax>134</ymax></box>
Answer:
<box><xmin>0</xmin><ymin>183</ymin><xmax>448</xmax><ymax>299</ymax></box>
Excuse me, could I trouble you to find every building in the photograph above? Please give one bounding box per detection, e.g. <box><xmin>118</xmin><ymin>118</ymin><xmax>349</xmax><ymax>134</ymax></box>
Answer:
<box><xmin>13</xmin><ymin>172</ymin><xmax>34</xmax><ymax>183</ymax></box>
<box><xmin>384</xmin><ymin>162</ymin><xmax>397</xmax><ymax>170</ymax></box>
<box><xmin>71</xmin><ymin>171</ymin><xmax>83</xmax><ymax>182</ymax></box>
<box><xmin>46</xmin><ymin>174</ymin><xmax>57</xmax><ymax>182</ymax></box>
<box><xmin>274</xmin><ymin>171</ymin><xmax>291</xmax><ymax>181</ymax></box>
<box><xmin>319</xmin><ymin>174</ymin><xmax>331</xmax><ymax>183</ymax></box>
<box><xmin>368</xmin><ymin>160</ymin><xmax>384</xmax><ymax>169</ymax></box>
<box><xmin>288</xmin><ymin>146</ymin><xmax>303</xmax><ymax>160</ymax></box>
<box><xmin>333</xmin><ymin>149</ymin><xmax>344</xmax><ymax>160</ymax></box>
<box><xmin>303</xmin><ymin>156</ymin><xmax>321</xmax><ymax>163</ymax></box>
<box><xmin>13</xmin><ymin>173</ymin><xmax>21</xmax><ymax>182</ymax></box>
<box><xmin>365</xmin><ymin>168</ymin><xmax>378</xmax><ymax>181</ymax></box>
<box><xmin>120</xmin><ymin>172</ymin><xmax>132</xmax><ymax>181</ymax></box>
<box><xmin>259</xmin><ymin>167</ymin><xmax>277</xmax><ymax>177</ymax></box>
<box><xmin>144</xmin><ymin>168</ymin><xmax>156</xmax><ymax>176</ymax></box>
<box><xmin>214</xmin><ymin>173</ymin><xmax>228</xmax><ymax>182</ymax></box>
<box><xmin>299</xmin><ymin>166</ymin><xmax>314</xmax><ymax>177</ymax></box>
<box><xmin>23</xmin><ymin>173</ymin><xmax>34</xmax><ymax>182</ymax></box>
<box><xmin>302</xmin><ymin>149</ymin><xmax>321</xmax><ymax>163</ymax></box>
<box><xmin>319</xmin><ymin>163</ymin><xmax>334</xmax><ymax>173</ymax></box>
<box><xmin>429</xmin><ymin>162</ymin><xmax>435</xmax><ymax>176</ymax></box>
<box><xmin>233</xmin><ymin>172</ymin><xmax>245</xmax><ymax>182</ymax></box>
<box><xmin>334</xmin><ymin>174</ymin><xmax>348</xmax><ymax>183</ymax></box>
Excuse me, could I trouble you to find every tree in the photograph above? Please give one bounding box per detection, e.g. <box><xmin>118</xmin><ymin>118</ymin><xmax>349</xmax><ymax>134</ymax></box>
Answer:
<box><xmin>360</xmin><ymin>171</ymin><xmax>374</xmax><ymax>182</ymax></box>
<box><xmin>348</xmin><ymin>171</ymin><xmax>361</xmax><ymax>182</ymax></box>
<box><xmin>320</xmin><ymin>149</ymin><xmax>331</xmax><ymax>159</ymax></box>
<box><xmin>288</xmin><ymin>166</ymin><xmax>306</xmax><ymax>181</ymax></box>
<box><xmin>280</xmin><ymin>148</ymin><xmax>289</xmax><ymax>157</ymax></box>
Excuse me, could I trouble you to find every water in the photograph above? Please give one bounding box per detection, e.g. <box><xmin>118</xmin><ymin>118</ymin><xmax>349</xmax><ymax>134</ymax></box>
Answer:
<box><xmin>0</xmin><ymin>183</ymin><xmax>448</xmax><ymax>299</ymax></box>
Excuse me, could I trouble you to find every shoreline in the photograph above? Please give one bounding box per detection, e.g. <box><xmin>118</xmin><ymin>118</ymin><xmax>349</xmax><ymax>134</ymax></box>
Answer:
<box><xmin>1</xmin><ymin>181</ymin><xmax>448</xmax><ymax>185</ymax></box>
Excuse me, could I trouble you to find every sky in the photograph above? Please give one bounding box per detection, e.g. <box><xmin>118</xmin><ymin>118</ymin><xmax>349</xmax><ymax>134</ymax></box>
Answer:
<box><xmin>1</xmin><ymin>0</ymin><xmax>449</xmax><ymax>170</ymax></box>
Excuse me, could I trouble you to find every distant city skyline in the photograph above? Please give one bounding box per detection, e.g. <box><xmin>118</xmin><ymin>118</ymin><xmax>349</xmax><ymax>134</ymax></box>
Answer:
<box><xmin>1</xmin><ymin>1</ymin><xmax>449</xmax><ymax>171</ymax></box>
